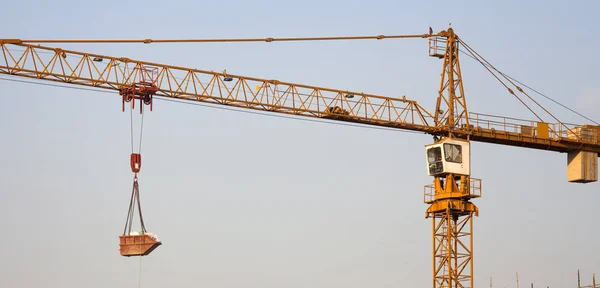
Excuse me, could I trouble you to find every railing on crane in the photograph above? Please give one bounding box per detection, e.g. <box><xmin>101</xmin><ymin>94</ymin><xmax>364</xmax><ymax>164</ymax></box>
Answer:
<box><xmin>428</xmin><ymin>37</ymin><xmax>447</xmax><ymax>59</ymax></box>
<box><xmin>424</xmin><ymin>178</ymin><xmax>482</xmax><ymax>204</ymax></box>
<box><xmin>458</xmin><ymin>113</ymin><xmax>600</xmax><ymax>144</ymax></box>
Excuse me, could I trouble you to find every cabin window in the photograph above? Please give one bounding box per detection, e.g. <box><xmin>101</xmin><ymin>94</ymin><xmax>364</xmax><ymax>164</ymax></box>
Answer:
<box><xmin>427</xmin><ymin>147</ymin><xmax>443</xmax><ymax>174</ymax></box>
<box><xmin>444</xmin><ymin>143</ymin><xmax>462</xmax><ymax>163</ymax></box>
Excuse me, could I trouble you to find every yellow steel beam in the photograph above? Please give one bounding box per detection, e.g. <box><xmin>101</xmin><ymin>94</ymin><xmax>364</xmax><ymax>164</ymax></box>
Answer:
<box><xmin>1</xmin><ymin>42</ymin><xmax>599</xmax><ymax>154</ymax></box>
<box><xmin>5</xmin><ymin>33</ymin><xmax>436</xmax><ymax>44</ymax></box>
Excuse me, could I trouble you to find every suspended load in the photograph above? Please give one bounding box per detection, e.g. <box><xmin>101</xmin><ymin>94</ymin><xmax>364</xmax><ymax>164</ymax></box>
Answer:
<box><xmin>119</xmin><ymin>232</ymin><xmax>161</xmax><ymax>257</ymax></box>
<box><xmin>118</xmin><ymin>68</ymin><xmax>161</xmax><ymax>257</ymax></box>
<box><xmin>119</xmin><ymin>172</ymin><xmax>161</xmax><ymax>257</ymax></box>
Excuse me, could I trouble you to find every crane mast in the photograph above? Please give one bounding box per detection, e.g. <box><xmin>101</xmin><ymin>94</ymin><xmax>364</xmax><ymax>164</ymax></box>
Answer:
<box><xmin>432</xmin><ymin>28</ymin><xmax>469</xmax><ymax>130</ymax></box>
<box><xmin>427</xmin><ymin>28</ymin><xmax>478</xmax><ymax>288</ymax></box>
<box><xmin>1</xmin><ymin>28</ymin><xmax>599</xmax><ymax>288</ymax></box>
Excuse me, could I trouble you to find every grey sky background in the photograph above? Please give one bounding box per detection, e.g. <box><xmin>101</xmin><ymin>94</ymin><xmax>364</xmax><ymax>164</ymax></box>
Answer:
<box><xmin>1</xmin><ymin>0</ymin><xmax>599</xmax><ymax>287</ymax></box>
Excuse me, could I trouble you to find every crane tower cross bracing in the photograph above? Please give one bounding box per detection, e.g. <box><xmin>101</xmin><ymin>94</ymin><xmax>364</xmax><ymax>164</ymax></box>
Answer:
<box><xmin>1</xmin><ymin>27</ymin><xmax>599</xmax><ymax>288</ymax></box>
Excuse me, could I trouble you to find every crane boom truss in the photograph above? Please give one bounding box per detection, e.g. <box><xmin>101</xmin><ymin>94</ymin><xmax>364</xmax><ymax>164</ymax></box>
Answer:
<box><xmin>0</xmin><ymin>43</ymin><xmax>434</xmax><ymax>131</ymax></box>
<box><xmin>1</xmin><ymin>42</ymin><xmax>599</xmax><ymax>155</ymax></box>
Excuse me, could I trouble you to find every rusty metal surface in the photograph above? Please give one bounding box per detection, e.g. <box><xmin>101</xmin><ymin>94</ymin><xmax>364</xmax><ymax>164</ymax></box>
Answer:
<box><xmin>119</xmin><ymin>234</ymin><xmax>161</xmax><ymax>257</ymax></box>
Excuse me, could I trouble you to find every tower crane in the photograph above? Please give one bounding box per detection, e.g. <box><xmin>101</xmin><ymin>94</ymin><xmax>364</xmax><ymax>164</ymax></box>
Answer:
<box><xmin>1</xmin><ymin>28</ymin><xmax>598</xmax><ymax>288</ymax></box>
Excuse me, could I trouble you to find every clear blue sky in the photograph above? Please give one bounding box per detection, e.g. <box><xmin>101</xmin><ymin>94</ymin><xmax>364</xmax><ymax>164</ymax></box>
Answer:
<box><xmin>1</xmin><ymin>0</ymin><xmax>598</xmax><ymax>287</ymax></box>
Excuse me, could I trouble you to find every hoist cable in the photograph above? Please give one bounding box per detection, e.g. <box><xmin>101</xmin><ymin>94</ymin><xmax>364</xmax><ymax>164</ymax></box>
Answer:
<box><xmin>139</xmin><ymin>108</ymin><xmax>145</xmax><ymax>155</ymax></box>
<box><xmin>123</xmin><ymin>180</ymin><xmax>137</xmax><ymax>235</ymax></box>
<box><xmin>501</xmin><ymin>74</ymin><xmax>599</xmax><ymax>125</ymax></box>
<box><xmin>457</xmin><ymin>43</ymin><xmax>545</xmax><ymax>122</ymax></box>
<box><xmin>123</xmin><ymin>178</ymin><xmax>147</xmax><ymax>235</ymax></box>
<box><xmin>459</xmin><ymin>49</ymin><xmax>599</xmax><ymax>125</ymax></box>
<box><xmin>135</xmin><ymin>180</ymin><xmax>146</xmax><ymax>233</ymax></box>
<box><xmin>129</xmin><ymin>106</ymin><xmax>134</xmax><ymax>153</ymax></box>
<box><xmin>138</xmin><ymin>255</ymin><xmax>143</xmax><ymax>288</ymax></box>
<box><xmin>458</xmin><ymin>39</ymin><xmax>580</xmax><ymax>138</ymax></box>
